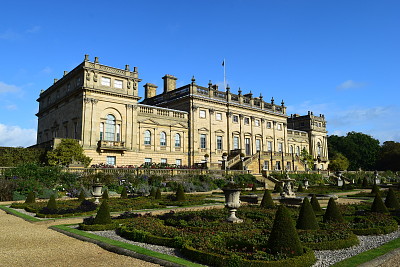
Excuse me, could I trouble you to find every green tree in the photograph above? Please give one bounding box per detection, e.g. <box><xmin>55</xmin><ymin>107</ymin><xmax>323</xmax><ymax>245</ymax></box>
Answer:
<box><xmin>323</xmin><ymin>198</ymin><xmax>344</xmax><ymax>223</ymax></box>
<box><xmin>102</xmin><ymin>189</ymin><xmax>109</xmax><ymax>199</ymax></box>
<box><xmin>378</xmin><ymin>141</ymin><xmax>400</xmax><ymax>171</ymax></box>
<box><xmin>93</xmin><ymin>200</ymin><xmax>112</xmax><ymax>225</ymax></box>
<box><xmin>155</xmin><ymin>188</ymin><xmax>162</xmax><ymax>199</ymax></box>
<box><xmin>297</xmin><ymin>197</ymin><xmax>319</xmax><ymax>230</ymax></box>
<box><xmin>297</xmin><ymin>184</ymin><xmax>304</xmax><ymax>192</ymax></box>
<box><xmin>385</xmin><ymin>188</ymin><xmax>400</xmax><ymax>209</ymax></box>
<box><xmin>175</xmin><ymin>184</ymin><xmax>186</xmax><ymax>201</ymax></box>
<box><xmin>267</xmin><ymin>205</ymin><xmax>303</xmax><ymax>256</ymax></box>
<box><xmin>328</xmin><ymin>152</ymin><xmax>350</xmax><ymax>171</ymax></box>
<box><xmin>371</xmin><ymin>194</ymin><xmax>389</xmax><ymax>213</ymax></box>
<box><xmin>0</xmin><ymin>147</ymin><xmax>46</xmax><ymax>167</ymax></box>
<box><xmin>371</xmin><ymin>184</ymin><xmax>380</xmax><ymax>195</ymax></box>
<box><xmin>78</xmin><ymin>190</ymin><xmax>86</xmax><ymax>202</ymax></box>
<box><xmin>310</xmin><ymin>194</ymin><xmax>322</xmax><ymax>213</ymax></box>
<box><xmin>300</xmin><ymin>148</ymin><xmax>314</xmax><ymax>170</ymax></box>
<box><xmin>46</xmin><ymin>139</ymin><xmax>92</xmax><ymax>167</ymax></box>
<box><xmin>260</xmin><ymin>189</ymin><xmax>275</xmax><ymax>209</ymax></box>
<box><xmin>46</xmin><ymin>195</ymin><xmax>57</xmax><ymax>210</ymax></box>
<box><xmin>25</xmin><ymin>191</ymin><xmax>36</xmax><ymax>204</ymax></box>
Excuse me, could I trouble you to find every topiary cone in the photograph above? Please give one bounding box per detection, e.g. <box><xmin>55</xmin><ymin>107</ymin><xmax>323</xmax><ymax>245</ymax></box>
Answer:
<box><xmin>149</xmin><ymin>187</ymin><xmax>156</xmax><ymax>198</ymax></box>
<box><xmin>310</xmin><ymin>194</ymin><xmax>322</xmax><ymax>213</ymax></box>
<box><xmin>297</xmin><ymin>197</ymin><xmax>319</xmax><ymax>230</ymax></box>
<box><xmin>78</xmin><ymin>190</ymin><xmax>86</xmax><ymax>202</ymax></box>
<box><xmin>47</xmin><ymin>194</ymin><xmax>57</xmax><ymax>210</ymax></box>
<box><xmin>371</xmin><ymin>194</ymin><xmax>389</xmax><ymax>213</ymax></box>
<box><xmin>362</xmin><ymin>177</ymin><xmax>368</xmax><ymax>188</ymax></box>
<box><xmin>155</xmin><ymin>188</ymin><xmax>162</xmax><ymax>199</ymax></box>
<box><xmin>120</xmin><ymin>187</ymin><xmax>128</xmax><ymax>199</ymax></box>
<box><xmin>176</xmin><ymin>184</ymin><xmax>186</xmax><ymax>201</ymax></box>
<box><xmin>260</xmin><ymin>189</ymin><xmax>275</xmax><ymax>209</ymax></box>
<box><xmin>93</xmin><ymin>200</ymin><xmax>112</xmax><ymax>225</ymax></box>
<box><xmin>323</xmin><ymin>198</ymin><xmax>344</xmax><ymax>223</ymax></box>
<box><xmin>385</xmin><ymin>188</ymin><xmax>400</xmax><ymax>209</ymax></box>
<box><xmin>25</xmin><ymin>191</ymin><xmax>36</xmax><ymax>204</ymax></box>
<box><xmin>267</xmin><ymin>205</ymin><xmax>304</xmax><ymax>256</ymax></box>
<box><xmin>297</xmin><ymin>184</ymin><xmax>304</xmax><ymax>192</ymax></box>
<box><xmin>102</xmin><ymin>189</ymin><xmax>109</xmax><ymax>199</ymax></box>
<box><xmin>371</xmin><ymin>184</ymin><xmax>380</xmax><ymax>195</ymax></box>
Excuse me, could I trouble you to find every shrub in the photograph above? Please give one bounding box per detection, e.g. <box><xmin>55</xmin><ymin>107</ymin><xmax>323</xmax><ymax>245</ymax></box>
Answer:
<box><xmin>297</xmin><ymin>184</ymin><xmax>304</xmax><ymax>192</ymax></box>
<box><xmin>323</xmin><ymin>198</ymin><xmax>344</xmax><ymax>223</ymax></box>
<box><xmin>371</xmin><ymin>194</ymin><xmax>389</xmax><ymax>213</ymax></box>
<box><xmin>260</xmin><ymin>190</ymin><xmax>275</xmax><ymax>209</ymax></box>
<box><xmin>102</xmin><ymin>189</ymin><xmax>109</xmax><ymax>199</ymax></box>
<box><xmin>93</xmin><ymin>200</ymin><xmax>112</xmax><ymax>225</ymax></box>
<box><xmin>296</xmin><ymin>198</ymin><xmax>319</xmax><ymax>230</ymax></box>
<box><xmin>273</xmin><ymin>183</ymin><xmax>282</xmax><ymax>193</ymax></box>
<box><xmin>385</xmin><ymin>188</ymin><xmax>400</xmax><ymax>209</ymax></box>
<box><xmin>362</xmin><ymin>177</ymin><xmax>368</xmax><ymax>188</ymax></box>
<box><xmin>252</xmin><ymin>183</ymin><xmax>257</xmax><ymax>191</ymax></box>
<box><xmin>78</xmin><ymin>190</ymin><xmax>86</xmax><ymax>202</ymax></box>
<box><xmin>25</xmin><ymin>191</ymin><xmax>36</xmax><ymax>204</ymax></box>
<box><xmin>371</xmin><ymin>184</ymin><xmax>380</xmax><ymax>195</ymax></box>
<box><xmin>310</xmin><ymin>194</ymin><xmax>322</xmax><ymax>213</ymax></box>
<box><xmin>176</xmin><ymin>184</ymin><xmax>186</xmax><ymax>201</ymax></box>
<box><xmin>120</xmin><ymin>187</ymin><xmax>128</xmax><ymax>199</ymax></box>
<box><xmin>267</xmin><ymin>205</ymin><xmax>303</xmax><ymax>256</ymax></box>
<box><xmin>0</xmin><ymin>179</ymin><xmax>17</xmax><ymax>201</ymax></box>
<box><xmin>149</xmin><ymin>187</ymin><xmax>156</xmax><ymax>198</ymax></box>
<box><xmin>46</xmin><ymin>195</ymin><xmax>57</xmax><ymax>210</ymax></box>
<box><xmin>155</xmin><ymin>188</ymin><xmax>162</xmax><ymax>199</ymax></box>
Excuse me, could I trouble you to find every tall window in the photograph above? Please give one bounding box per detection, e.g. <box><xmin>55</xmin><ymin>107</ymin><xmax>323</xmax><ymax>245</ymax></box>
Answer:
<box><xmin>256</xmin><ymin>139</ymin><xmax>261</xmax><ymax>151</ymax></box>
<box><xmin>200</xmin><ymin>134</ymin><xmax>207</xmax><ymax>149</ymax></box>
<box><xmin>100</xmin><ymin>123</ymin><xmax>104</xmax><ymax>140</ymax></box>
<box><xmin>144</xmin><ymin>158</ymin><xmax>152</xmax><ymax>165</ymax></box>
<box><xmin>267</xmin><ymin>141</ymin><xmax>272</xmax><ymax>152</ymax></box>
<box><xmin>101</xmin><ymin>77</ymin><xmax>111</xmax><ymax>86</ymax></box>
<box><xmin>160</xmin><ymin>132</ymin><xmax>167</xmax><ymax>146</ymax></box>
<box><xmin>255</xmin><ymin>119</ymin><xmax>260</xmax><ymax>127</ymax></box>
<box><xmin>277</xmin><ymin>123</ymin><xmax>282</xmax><ymax>130</ymax></box>
<box><xmin>296</xmin><ymin>146</ymin><xmax>300</xmax><ymax>156</ymax></box>
<box><xmin>199</xmin><ymin>110</ymin><xmax>206</xmax><ymax>118</ymax></box>
<box><xmin>233</xmin><ymin>136</ymin><xmax>239</xmax><ymax>150</ymax></box>
<box><xmin>216</xmin><ymin>136</ymin><xmax>223</xmax><ymax>150</ymax></box>
<box><xmin>233</xmin><ymin>115</ymin><xmax>239</xmax><ymax>123</ymax></box>
<box><xmin>267</xmin><ymin>122</ymin><xmax>272</xmax><ymax>128</ymax></box>
<box><xmin>244</xmin><ymin>117</ymin><xmax>250</xmax><ymax>125</ymax></box>
<box><xmin>290</xmin><ymin>145</ymin><xmax>294</xmax><ymax>154</ymax></box>
<box><xmin>176</xmin><ymin>159</ymin><xmax>182</xmax><ymax>166</ymax></box>
<box><xmin>144</xmin><ymin>130</ymin><xmax>151</xmax><ymax>145</ymax></box>
<box><xmin>161</xmin><ymin>158</ymin><xmax>167</xmax><ymax>164</ymax></box>
<box><xmin>317</xmin><ymin>142</ymin><xmax>321</xmax><ymax>156</ymax></box>
<box><xmin>105</xmin><ymin>114</ymin><xmax>116</xmax><ymax>141</ymax></box>
<box><xmin>278</xmin><ymin>142</ymin><xmax>283</xmax><ymax>152</ymax></box>
<box><xmin>175</xmin><ymin>133</ymin><xmax>181</xmax><ymax>147</ymax></box>
<box><xmin>216</xmin><ymin>113</ymin><xmax>222</xmax><ymax>121</ymax></box>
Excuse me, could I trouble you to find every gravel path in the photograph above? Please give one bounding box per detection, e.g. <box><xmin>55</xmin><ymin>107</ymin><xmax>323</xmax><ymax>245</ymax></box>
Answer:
<box><xmin>0</xmin><ymin>209</ymin><xmax>160</xmax><ymax>267</ymax></box>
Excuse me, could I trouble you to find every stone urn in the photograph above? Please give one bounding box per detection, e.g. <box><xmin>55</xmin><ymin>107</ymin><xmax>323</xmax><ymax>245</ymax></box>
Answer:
<box><xmin>92</xmin><ymin>182</ymin><xmax>103</xmax><ymax>204</ymax></box>
<box><xmin>222</xmin><ymin>179</ymin><xmax>243</xmax><ymax>223</ymax></box>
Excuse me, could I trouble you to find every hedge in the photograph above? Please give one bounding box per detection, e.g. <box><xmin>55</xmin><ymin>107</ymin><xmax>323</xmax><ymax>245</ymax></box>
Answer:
<box><xmin>79</xmin><ymin>223</ymin><xmax>117</xmax><ymax>231</ymax></box>
<box><xmin>351</xmin><ymin>223</ymin><xmax>398</xmax><ymax>235</ymax></box>
<box><xmin>303</xmin><ymin>233</ymin><xmax>359</xmax><ymax>250</ymax></box>
<box><xmin>117</xmin><ymin>226</ymin><xmax>178</xmax><ymax>248</ymax></box>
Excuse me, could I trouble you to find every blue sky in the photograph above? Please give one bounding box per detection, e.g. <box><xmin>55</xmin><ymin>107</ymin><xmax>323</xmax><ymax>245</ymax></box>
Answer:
<box><xmin>1</xmin><ymin>0</ymin><xmax>399</xmax><ymax>147</ymax></box>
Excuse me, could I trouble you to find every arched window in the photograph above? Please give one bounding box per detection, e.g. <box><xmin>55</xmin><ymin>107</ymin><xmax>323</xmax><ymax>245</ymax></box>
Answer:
<box><xmin>160</xmin><ymin>132</ymin><xmax>167</xmax><ymax>146</ymax></box>
<box><xmin>175</xmin><ymin>133</ymin><xmax>181</xmax><ymax>147</ymax></box>
<box><xmin>290</xmin><ymin>145</ymin><xmax>294</xmax><ymax>154</ymax></box>
<box><xmin>296</xmin><ymin>146</ymin><xmax>300</xmax><ymax>156</ymax></box>
<box><xmin>105</xmin><ymin>114</ymin><xmax>116</xmax><ymax>141</ymax></box>
<box><xmin>144</xmin><ymin>130</ymin><xmax>151</xmax><ymax>145</ymax></box>
<box><xmin>317</xmin><ymin>142</ymin><xmax>321</xmax><ymax>156</ymax></box>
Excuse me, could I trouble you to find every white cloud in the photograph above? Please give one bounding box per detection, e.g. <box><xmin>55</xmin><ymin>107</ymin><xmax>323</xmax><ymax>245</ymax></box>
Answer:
<box><xmin>336</xmin><ymin>80</ymin><xmax>366</xmax><ymax>90</ymax></box>
<box><xmin>26</xmin><ymin>26</ymin><xmax>41</xmax><ymax>34</ymax></box>
<box><xmin>0</xmin><ymin>81</ymin><xmax>20</xmax><ymax>93</ymax></box>
<box><xmin>5</xmin><ymin>105</ymin><xmax>17</xmax><ymax>110</ymax></box>
<box><xmin>0</xmin><ymin>124</ymin><xmax>36</xmax><ymax>147</ymax></box>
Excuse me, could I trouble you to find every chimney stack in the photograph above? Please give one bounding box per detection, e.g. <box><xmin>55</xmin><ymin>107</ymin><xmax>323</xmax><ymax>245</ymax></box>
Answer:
<box><xmin>144</xmin><ymin>83</ymin><xmax>158</xmax><ymax>99</ymax></box>
<box><xmin>162</xmin><ymin>74</ymin><xmax>177</xmax><ymax>93</ymax></box>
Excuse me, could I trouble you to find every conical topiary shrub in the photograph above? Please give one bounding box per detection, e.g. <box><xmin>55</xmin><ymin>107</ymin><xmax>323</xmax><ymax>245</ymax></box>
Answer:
<box><xmin>297</xmin><ymin>184</ymin><xmax>304</xmax><ymax>192</ymax></box>
<box><xmin>47</xmin><ymin>194</ymin><xmax>57</xmax><ymax>210</ymax></box>
<box><xmin>102</xmin><ymin>189</ymin><xmax>109</xmax><ymax>199</ymax></box>
<box><xmin>149</xmin><ymin>187</ymin><xmax>156</xmax><ymax>198</ymax></box>
<box><xmin>362</xmin><ymin>177</ymin><xmax>368</xmax><ymax>188</ymax></box>
<box><xmin>25</xmin><ymin>191</ymin><xmax>36</xmax><ymax>204</ymax></box>
<box><xmin>120</xmin><ymin>187</ymin><xmax>128</xmax><ymax>199</ymax></box>
<box><xmin>357</xmin><ymin>178</ymin><xmax>362</xmax><ymax>185</ymax></box>
<box><xmin>155</xmin><ymin>188</ymin><xmax>162</xmax><ymax>199</ymax></box>
<box><xmin>385</xmin><ymin>188</ymin><xmax>400</xmax><ymax>209</ymax></box>
<box><xmin>371</xmin><ymin>184</ymin><xmax>380</xmax><ymax>195</ymax></box>
<box><xmin>310</xmin><ymin>194</ymin><xmax>322</xmax><ymax>213</ymax></box>
<box><xmin>93</xmin><ymin>200</ymin><xmax>112</xmax><ymax>225</ymax></box>
<box><xmin>260</xmin><ymin>190</ymin><xmax>275</xmax><ymax>209</ymax></box>
<box><xmin>176</xmin><ymin>184</ymin><xmax>186</xmax><ymax>201</ymax></box>
<box><xmin>78</xmin><ymin>190</ymin><xmax>86</xmax><ymax>202</ymax></box>
<box><xmin>297</xmin><ymin>197</ymin><xmax>319</xmax><ymax>230</ymax></box>
<box><xmin>267</xmin><ymin>205</ymin><xmax>303</xmax><ymax>256</ymax></box>
<box><xmin>323</xmin><ymin>198</ymin><xmax>344</xmax><ymax>223</ymax></box>
<box><xmin>274</xmin><ymin>183</ymin><xmax>283</xmax><ymax>193</ymax></box>
<box><xmin>371</xmin><ymin>194</ymin><xmax>389</xmax><ymax>213</ymax></box>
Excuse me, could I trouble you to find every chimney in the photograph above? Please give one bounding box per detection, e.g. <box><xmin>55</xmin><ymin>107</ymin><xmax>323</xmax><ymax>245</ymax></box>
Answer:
<box><xmin>144</xmin><ymin>83</ymin><xmax>158</xmax><ymax>99</ymax></box>
<box><xmin>162</xmin><ymin>74</ymin><xmax>177</xmax><ymax>93</ymax></box>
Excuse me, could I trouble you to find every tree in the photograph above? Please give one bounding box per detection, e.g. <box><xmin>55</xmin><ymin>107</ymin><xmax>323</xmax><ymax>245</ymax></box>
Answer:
<box><xmin>297</xmin><ymin>197</ymin><xmax>319</xmax><ymax>230</ymax></box>
<box><xmin>378</xmin><ymin>141</ymin><xmax>400</xmax><ymax>171</ymax></box>
<box><xmin>323</xmin><ymin>198</ymin><xmax>344</xmax><ymax>223</ymax></box>
<box><xmin>93</xmin><ymin>200</ymin><xmax>112</xmax><ymax>225</ymax></box>
<box><xmin>310</xmin><ymin>194</ymin><xmax>322</xmax><ymax>213</ymax></box>
<box><xmin>46</xmin><ymin>195</ymin><xmax>57</xmax><ymax>210</ymax></box>
<box><xmin>175</xmin><ymin>184</ymin><xmax>186</xmax><ymax>201</ymax></box>
<box><xmin>297</xmin><ymin>184</ymin><xmax>304</xmax><ymax>192</ymax></box>
<box><xmin>102</xmin><ymin>189</ymin><xmax>109</xmax><ymax>199</ymax></box>
<box><xmin>371</xmin><ymin>194</ymin><xmax>389</xmax><ymax>213</ymax></box>
<box><xmin>328</xmin><ymin>152</ymin><xmax>350</xmax><ymax>171</ymax></box>
<box><xmin>385</xmin><ymin>188</ymin><xmax>400</xmax><ymax>209</ymax></box>
<box><xmin>260</xmin><ymin>190</ymin><xmax>275</xmax><ymax>209</ymax></box>
<box><xmin>25</xmin><ymin>191</ymin><xmax>36</xmax><ymax>204</ymax></box>
<box><xmin>155</xmin><ymin>188</ymin><xmax>162</xmax><ymax>199</ymax></box>
<box><xmin>120</xmin><ymin>187</ymin><xmax>128</xmax><ymax>199</ymax></box>
<box><xmin>300</xmin><ymin>148</ymin><xmax>314</xmax><ymax>170</ymax></box>
<box><xmin>371</xmin><ymin>184</ymin><xmax>380</xmax><ymax>195</ymax></box>
<box><xmin>46</xmin><ymin>139</ymin><xmax>92</xmax><ymax>167</ymax></box>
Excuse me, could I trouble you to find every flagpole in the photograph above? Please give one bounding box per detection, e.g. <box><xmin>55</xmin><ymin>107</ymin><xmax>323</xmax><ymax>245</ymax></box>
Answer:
<box><xmin>223</xmin><ymin>58</ymin><xmax>226</xmax><ymax>91</ymax></box>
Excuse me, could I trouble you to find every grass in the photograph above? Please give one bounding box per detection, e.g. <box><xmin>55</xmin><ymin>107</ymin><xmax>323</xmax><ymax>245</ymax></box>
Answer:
<box><xmin>332</xmin><ymin>237</ymin><xmax>400</xmax><ymax>267</ymax></box>
<box><xmin>53</xmin><ymin>224</ymin><xmax>204</xmax><ymax>267</ymax></box>
<box><xmin>0</xmin><ymin>205</ymin><xmax>42</xmax><ymax>222</ymax></box>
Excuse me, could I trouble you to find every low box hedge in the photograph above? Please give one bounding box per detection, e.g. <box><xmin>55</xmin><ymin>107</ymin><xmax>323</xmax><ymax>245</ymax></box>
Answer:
<box><xmin>303</xmin><ymin>233</ymin><xmax>359</xmax><ymax>250</ymax></box>
<box><xmin>351</xmin><ymin>224</ymin><xmax>398</xmax><ymax>235</ymax></box>
<box><xmin>79</xmin><ymin>223</ymin><xmax>117</xmax><ymax>231</ymax></box>
<box><xmin>117</xmin><ymin>226</ymin><xmax>178</xmax><ymax>248</ymax></box>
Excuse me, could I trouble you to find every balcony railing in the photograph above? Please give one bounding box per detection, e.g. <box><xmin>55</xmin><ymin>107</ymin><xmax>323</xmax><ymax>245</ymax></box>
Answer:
<box><xmin>98</xmin><ymin>140</ymin><xmax>127</xmax><ymax>152</ymax></box>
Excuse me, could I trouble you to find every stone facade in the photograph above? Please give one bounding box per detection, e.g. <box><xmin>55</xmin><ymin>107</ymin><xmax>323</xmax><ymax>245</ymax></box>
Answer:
<box><xmin>35</xmin><ymin>56</ymin><xmax>329</xmax><ymax>171</ymax></box>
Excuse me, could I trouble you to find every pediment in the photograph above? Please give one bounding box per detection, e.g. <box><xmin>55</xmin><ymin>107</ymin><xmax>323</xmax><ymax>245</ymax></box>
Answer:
<box><xmin>198</xmin><ymin>127</ymin><xmax>209</xmax><ymax>132</ymax></box>
<box><xmin>215</xmin><ymin>129</ymin><xmax>225</xmax><ymax>134</ymax></box>
<box><xmin>171</xmin><ymin>122</ymin><xmax>187</xmax><ymax>128</ymax></box>
<box><xmin>138</xmin><ymin>118</ymin><xmax>159</xmax><ymax>125</ymax></box>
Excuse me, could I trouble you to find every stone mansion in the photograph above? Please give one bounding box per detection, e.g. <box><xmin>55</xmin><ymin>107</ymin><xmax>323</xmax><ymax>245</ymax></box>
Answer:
<box><xmin>35</xmin><ymin>55</ymin><xmax>329</xmax><ymax>172</ymax></box>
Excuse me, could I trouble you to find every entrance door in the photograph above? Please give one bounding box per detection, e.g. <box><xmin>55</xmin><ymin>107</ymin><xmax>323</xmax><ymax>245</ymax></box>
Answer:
<box><xmin>245</xmin><ymin>138</ymin><xmax>251</xmax><ymax>156</ymax></box>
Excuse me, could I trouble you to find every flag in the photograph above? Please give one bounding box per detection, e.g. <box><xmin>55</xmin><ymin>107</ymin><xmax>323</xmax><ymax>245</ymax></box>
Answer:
<box><xmin>222</xmin><ymin>60</ymin><xmax>225</xmax><ymax>67</ymax></box>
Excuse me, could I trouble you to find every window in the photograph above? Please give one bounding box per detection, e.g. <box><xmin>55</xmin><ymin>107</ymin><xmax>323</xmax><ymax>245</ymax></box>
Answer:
<box><xmin>267</xmin><ymin>141</ymin><xmax>272</xmax><ymax>152</ymax></box>
<box><xmin>317</xmin><ymin>142</ymin><xmax>321</xmax><ymax>156</ymax></box>
<box><xmin>176</xmin><ymin>159</ymin><xmax>182</xmax><ymax>166</ymax></box>
<box><xmin>100</xmin><ymin>123</ymin><xmax>104</xmax><ymax>140</ymax></box>
<box><xmin>244</xmin><ymin>117</ymin><xmax>250</xmax><ymax>125</ymax></box>
<box><xmin>290</xmin><ymin>145</ymin><xmax>294</xmax><ymax>154</ymax></box>
<box><xmin>105</xmin><ymin>114</ymin><xmax>116</xmax><ymax>141</ymax></box>
<box><xmin>106</xmin><ymin>156</ymin><xmax>116</xmax><ymax>166</ymax></box>
<box><xmin>101</xmin><ymin>77</ymin><xmax>111</xmax><ymax>86</ymax></box>
<box><xmin>233</xmin><ymin>136</ymin><xmax>239</xmax><ymax>150</ymax></box>
<box><xmin>233</xmin><ymin>115</ymin><xmax>239</xmax><ymax>123</ymax></box>
<box><xmin>267</xmin><ymin>122</ymin><xmax>272</xmax><ymax>128</ymax></box>
<box><xmin>116</xmin><ymin>124</ymin><xmax>120</xmax><ymax>141</ymax></box>
<box><xmin>256</xmin><ymin>139</ymin><xmax>261</xmax><ymax>151</ymax></box>
<box><xmin>276</xmin><ymin>161</ymin><xmax>281</xmax><ymax>170</ymax></box>
<box><xmin>144</xmin><ymin>158</ymin><xmax>152</xmax><ymax>165</ymax></box>
<box><xmin>216</xmin><ymin>113</ymin><xmax>222</xmax><ymax>121</ymax></box>
<box><xmin>161</xmin><ymin>158</ymin><xmax>167</xmax><ymax>164</ymax></box>
<box><xmin>144</xmin><ymin>130</ymin><xmax>151</xmax><ymax>145</ymax></box>
<box><xmin>296</xmin><ymin>146</ymin><xmax>300</xmax><ymax>156</ymax></box>
<box><xmin>199</xmin><ymin>110</ymin><xmax>206</xmax><ymax>118</ymax></box>
<box><xmin>160</xmin><ymin>132</ymin><xmax>167</xmax><ymax>146</ymax></box>
<box><xmin>255</xmin><ymin>119</ymin><xmax>260</xmax><ymax>127</ymax></box>
<box><xmin>216</xmin><ymin>136</ymin><xmax>223</xmax><ymax>150</ymax></box>
<box><xmin>263</xmin><ymin>161</ymin><xmax>269</xmax><ymax>170</ymax></box>
<box><xmin>277</xmin><ymin>123</ymin><xmax>282</xmax><ymax>130</ymax></box>
<box><xmin>278</xmin><ymin>142</ymin><xmax>283</xmax><ymax>152</ymax></box>
<box><xmin>286</xmin><ymin>162</ymin><xmax>291</xmax><ymax>171</ymax></box>
<box><xmin>200</xmin><ymin>134</ymin><xmax>207</xmax><ymax>149</ymax></box>
<box><xmin>318</xmin><ymin>123</ymin><xmax>322</xmax><ymax>127</ymax></box>
<box><xmin>175</xmin><ymin>133</ymin><xmax>181</xmax><ymax>147</ymax></box>
<box><xmin>114</xmin><ymin>79</ymin><xmax>123</xmax><ymax>89</ymax></box>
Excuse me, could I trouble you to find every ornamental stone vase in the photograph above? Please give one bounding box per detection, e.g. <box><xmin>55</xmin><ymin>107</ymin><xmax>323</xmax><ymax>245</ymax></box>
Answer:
<box><xmin>92</xmin><ymin>183</ymin><xmax>103</xmax><ymax>204</ymax></box>
<box><xmin>222</xmin><ymin>185</ymin><xmax>243</xmax><ymax>223</ymax></box>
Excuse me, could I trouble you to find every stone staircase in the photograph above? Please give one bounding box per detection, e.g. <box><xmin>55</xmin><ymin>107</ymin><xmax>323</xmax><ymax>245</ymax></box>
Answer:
<box><xmin>253</xmin><ymin>173</ymin><xmax>279</xmax><ymax>190</ymax></box>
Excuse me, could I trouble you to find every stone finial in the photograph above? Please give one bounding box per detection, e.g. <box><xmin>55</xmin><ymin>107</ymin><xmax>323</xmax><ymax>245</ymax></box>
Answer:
<box><xmin>54</xmin><ymin>78</ymin><xmax>58</xmax><ymax>84</ymax></box>
<box><xmin>271</xmin><ymin>97</ymin><xmax>275</xmax><ymax>105</ymax></box>
<box><xmin>134</xmin><ymin>67</ymin><xmax>138</xmax><ymax>72</ymax></box>
<box><xmin>238</xmin><ymin>87</ymin><xmax>242</xmax><ymax>95</ymax></box>
<box><xmin>191</xmin><ymin>76</ymin><xmax>196</xmax><ymax>84</ymax></box>
<box><xmin>226</xmin><ymin>84</ymin><xmax>230</xmax><ymax>91</ymax></box>
<box><xmin>208</xmin><ymin>80</ymin><xmax>212</xmax><ymax>88</ymax></box>
<box><xmin>281</xmin><ymin>100</ymin><xmax>285</xmax><ymax>106</ymax></box>
<box><xmin>40</xmin><ymin>89</ymin><xmax>44</xmax><ymax>94</ymax></box>
<box><xmin>259</xmin><ymin>93</ymin><xmax>263</xmax><ymax>99</ymax></box>
<box><xmin>94</xmin><ymin>57</ymin><xmax>99</xmax><ymax>63</ymax></box>
<box><xmin>125</xmin><ymin>65</ymin><xmax>130</xmax><ymax>71</ymax></box>
<box><xmin>84</xmin><ymin>54</ymin><xmax>89</xmax><ymax>61</ymax></box>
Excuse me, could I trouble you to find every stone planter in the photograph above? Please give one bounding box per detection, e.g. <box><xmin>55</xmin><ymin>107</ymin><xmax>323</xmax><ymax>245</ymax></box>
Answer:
<box><xmin>92</xmin><ymin>183</ymin><xmax>103</xmax><ymax>204</ymax></box>
<box><xmin>222</xmin><ymin>187</ymin><xmax>243</xmax><ymax>223</ymax></box>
